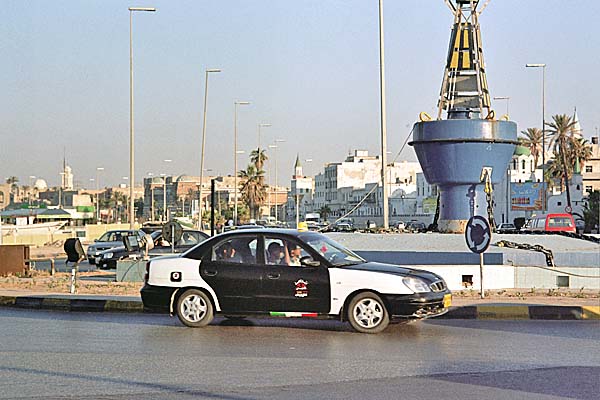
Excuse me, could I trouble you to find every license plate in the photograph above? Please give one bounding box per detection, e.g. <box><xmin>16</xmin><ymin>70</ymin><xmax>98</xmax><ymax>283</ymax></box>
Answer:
<box><xmin>443</xmin><ymin>294</ymin><xmax>452</xmax><ymax>308</ymax></box>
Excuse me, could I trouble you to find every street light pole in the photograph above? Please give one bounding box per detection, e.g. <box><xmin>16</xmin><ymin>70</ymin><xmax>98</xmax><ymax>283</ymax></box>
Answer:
<box><xmin>493</xmin><ymin>96</ymin><xmax>510</xmax><ymax>117</ymax></box>
<box><xmin>234</xmin><ymin>101</ymin><xmax>250</xmax><ymax>225</ymax></box>
<box><xmin>129</xmin><ymin>6</ymin><xmax>156</xmax><ymax>229</ymax></box>
<box><xmin>378</xmin><ymin>0</ymin><xmax>389</xmax><ymax>229</ymax></box>
<box><xmin>526</xmin><ymin>63</ymin><xmax>547</xmax><ymax>212</ymax></box>
<box><xmin>96</xmin><ymin>168</ymin><xmax>104</xmax><ymax>222</ymax></box>
<box><xmin>198</xmin><ymin>68</ymin><xmax>221</xmax><ymax>230</ymax></box>
<box><xmin>257</xmin><ymin>123</ymin><xmax>271</xmax><ymax>151</ymax></box>
<box><xmin>162</xmin><ymin>159</ymin><xmax>172</xmax><ymax>222</ymax></box>
<box><xmin>269</xmin><ymin>139</ymin><xmax>285</xmax><ymax>222</ymax></box>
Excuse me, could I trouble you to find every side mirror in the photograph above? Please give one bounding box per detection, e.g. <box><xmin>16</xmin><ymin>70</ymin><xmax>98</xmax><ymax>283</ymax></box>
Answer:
<box><xmin>94</xmin><ymin>239</ymin><xmax>98</xmax><ymax>242</ymax></box>
<box><xmin>300</xmin><ymin>256</ymin><xmax>320</xmax><ymax>267</ymax></box>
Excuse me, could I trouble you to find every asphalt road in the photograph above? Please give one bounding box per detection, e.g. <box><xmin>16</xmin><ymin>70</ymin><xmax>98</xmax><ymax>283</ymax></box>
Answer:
<box><xmin>1</xmin><ymin>309</ymin><xmax>599</xmax><ymax>400</ymax></box>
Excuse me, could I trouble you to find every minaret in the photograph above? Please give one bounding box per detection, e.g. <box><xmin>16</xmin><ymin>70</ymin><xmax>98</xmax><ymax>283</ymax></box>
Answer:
<box><xmin>293</xmin><ymin>154</ymin><xmax>303</xmax><ymax>178</ymax></box>
<box><xmin>572</xmin><ymin>107</ymin><xmax>583</xmax><ymax>139</ymax></box>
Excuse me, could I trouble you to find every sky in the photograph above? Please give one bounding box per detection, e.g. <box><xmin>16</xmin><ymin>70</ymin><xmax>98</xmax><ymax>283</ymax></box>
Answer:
<box><xmin>2</xmin><ymin>0</ymin><xmax>599</xmax><ymax>189</ymax></box>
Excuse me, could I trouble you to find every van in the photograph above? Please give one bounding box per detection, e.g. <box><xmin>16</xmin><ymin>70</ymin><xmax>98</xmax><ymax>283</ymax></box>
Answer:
<box><xmin>522</xmin><ymin>213</ymin><xmax>576</xmax><ymax>233</ymax></box>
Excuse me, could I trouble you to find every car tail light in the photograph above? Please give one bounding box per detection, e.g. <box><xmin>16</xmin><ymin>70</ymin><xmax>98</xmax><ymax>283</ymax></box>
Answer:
<box><xmin>144</xmin><ymin>261</ymin><xmax>151</xmax><ymax>283</ymax></box>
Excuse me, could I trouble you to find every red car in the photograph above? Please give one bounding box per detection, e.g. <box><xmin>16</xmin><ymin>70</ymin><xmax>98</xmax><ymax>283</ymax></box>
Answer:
<box><xmin>522</xmin><ymin>213</ymin><xmax>576</xmax><ymax>233</ymax></box>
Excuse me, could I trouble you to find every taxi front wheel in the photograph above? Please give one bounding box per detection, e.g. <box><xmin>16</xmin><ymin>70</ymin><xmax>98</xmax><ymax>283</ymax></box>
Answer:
<box><xmin>347</xmin><ymin>292</ymin><xmax>389</xmax><ymax>334</ymax></box>
<box><xmin>176</xmin><ymin>289</ymin><xmax>214</xmax><ymax>327</ymax></box>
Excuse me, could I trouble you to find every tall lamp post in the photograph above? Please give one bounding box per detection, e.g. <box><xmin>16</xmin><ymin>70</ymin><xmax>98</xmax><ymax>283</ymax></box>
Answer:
<box><xmin>95</xmin><ymin>167</ymin><xmax>104</xmax><ymax>222</ymax></box>
<box><xmin>493</xmin><ymin>96</ymin><xmax>510</xmax><ymax>117</ymax></box>
<box><xmin>378</xmin><ymin>0</ymin><xmax>389</xmax><ymax>229</ymax></box>
<box><xmin>257</xmin><ymin>123</ymin><xmax>271</xmax><ymax>151</ymax></box>
<box><xmin>198</xmin><ymin>68</ymin><xmax>221</xmax><ymax>230</ymax></box>
<box><xmin>129</xmin><ymin>6</ymin><xmax>156</xmax><ymax>229</ymax></box>
<box><xmin>269</xmin><ymin>139</ymin><xmax>285</xmax><ymax>222</ymax></box>
<box><xmin>526</xmin><ymin>63</ymin><xmax>546</xmax><ymax>211</ymax></box>
<box><xmin>234</xmin><ymin>101</ymin><xmax>250</xmax><ymax>225</ymax></box>
<box><xmin>162</xmin><ymin>159</ymin><xmax>172</xmax><ymax>222</ymax></box>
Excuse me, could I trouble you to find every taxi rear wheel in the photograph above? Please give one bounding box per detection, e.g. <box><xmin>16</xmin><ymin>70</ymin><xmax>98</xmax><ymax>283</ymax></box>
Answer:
<box><xmin>176</xmin><ymin>289</ymin><xmax>214</xmax><ymax>327</ymax></box>
<box><xmin>347</xmin><ymin>292</ymin><xmax>389</xmax><ymax>334</ymax></box>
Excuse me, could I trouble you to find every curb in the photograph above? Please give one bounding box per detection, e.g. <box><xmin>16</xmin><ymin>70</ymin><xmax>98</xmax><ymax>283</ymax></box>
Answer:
<box><xmin>0</xmin><ymin>295</ymin><xmax>598</xmax><ymax>320</ymax></box>
<box><xmin>441</xmin><ymin>305</ymin><xmax>600</xmax><ymax>320</ymax></box>
<box><xmin>0</xmin><ymin>296</ymin><xmax>145</xmax><ymax>313</ymax></box>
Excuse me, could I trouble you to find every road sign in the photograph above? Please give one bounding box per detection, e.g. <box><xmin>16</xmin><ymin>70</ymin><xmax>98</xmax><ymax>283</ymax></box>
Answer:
<box><xmin>162</xmin><ymin>221</ymin><xmax>183</xmax><ymax>246</ymax></box>
<box><xmin>565</xmin><ymin>205</ymin><xmax>572</xmax><ymax>213</ymax></box>
<box><xmin>465</xmin><ymin>216</ymin><xmax>491</xmax><ymax>254</ymax></box>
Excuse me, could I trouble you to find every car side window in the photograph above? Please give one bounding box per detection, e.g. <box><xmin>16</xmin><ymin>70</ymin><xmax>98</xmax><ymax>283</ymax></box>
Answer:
<box><xmin>263</xmin><ymin>236</ymin><xmax>310</xmax><ymax>267</ymax></box>
<box><xmin>210</xmin><ymin>236</ymin><xmax>258</xmax><ymax>264</ymax></box>
<box><xmin>264</xmin><ymin>237</ymin><xmax>286</xmax><ymax>265</ymax></box>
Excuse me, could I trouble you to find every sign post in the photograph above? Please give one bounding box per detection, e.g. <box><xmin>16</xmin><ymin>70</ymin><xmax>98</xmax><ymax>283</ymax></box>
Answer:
<box><xmin>465</xmin><ymin>215</ymin><xmax>491</xmax><ymax>299</ymax></box>
<box><xmin>162</xmin><ymin>221</ymin><xmax>183</xmax><ymax>253</ymax></box>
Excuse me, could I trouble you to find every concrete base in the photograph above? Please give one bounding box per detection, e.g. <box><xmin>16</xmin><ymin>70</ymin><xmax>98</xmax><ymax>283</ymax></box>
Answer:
<box><xmin>116</xmin><ymin>259</ymin><xmax>146</xmax><ymax>282</ymax></box>
<box><xmin>438</xmin><ymin>219</ymin><xmax>468</xmax><ymax>233</ymax></box>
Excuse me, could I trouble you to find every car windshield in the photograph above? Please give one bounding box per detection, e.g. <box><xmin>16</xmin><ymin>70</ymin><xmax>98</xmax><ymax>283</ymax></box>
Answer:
<box><xmin>98</xmin><ymin>231</ymin><xmax>124</xmax><ymax>242</ymax></box>
<box><xmin>299</xmin><ymin>233</ymin><xmax>364</xmax><ymax>266</ymax></box>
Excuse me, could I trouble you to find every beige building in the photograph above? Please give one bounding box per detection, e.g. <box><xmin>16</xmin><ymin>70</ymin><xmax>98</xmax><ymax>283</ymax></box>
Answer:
<box><xmin>0</xmin><ymin>184</ymin><xmax>10</xmax><ymax>211</ymax></box>
<box><xmin>582</xmin><ymin>136</ymin><xmax>600</xmax><ymax>194</ymax></box>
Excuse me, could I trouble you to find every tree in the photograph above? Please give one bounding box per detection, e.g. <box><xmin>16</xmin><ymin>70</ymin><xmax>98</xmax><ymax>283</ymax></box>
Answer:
<box><xmin>583</xmin><ymin>191</ymin><xmax>599</xmax><ymax>232</ymax></box>
<box><xmin>250</xmin><ymin>148</ymin><xmax>268</xmax><ymax>171</ymax></box>
<box><xmin>319</xmin><ymin>205</ymin><xmax>332</xmax><ymax>221</ymax></box>
<box><xmin>519</xmin><ymin>127</ymin><xmax>545</xmax><ymax>168</ymax></box>
<box><xmin>546</xmin><ymin>114</ymin><xmax>577</xmax><ymax>209</ymax></box>
<box><xmin>570</xmin><ymin>137</ymin><xmax>593</xmax><ymax>169</ymax></box>
<box><xmin>238</xmin><ymin>164</ymin><xmax>266</xmax><ymax>220</ymax></box>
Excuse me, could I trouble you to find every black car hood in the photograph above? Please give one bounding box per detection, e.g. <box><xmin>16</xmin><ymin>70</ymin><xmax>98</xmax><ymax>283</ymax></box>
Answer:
<box><xmin>342</xmin><ymin>262</ymin><xmax>443</xmax><ymax>283</ymax></box>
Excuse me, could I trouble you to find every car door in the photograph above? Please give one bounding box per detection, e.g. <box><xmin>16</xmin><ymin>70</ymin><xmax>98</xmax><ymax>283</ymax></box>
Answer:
<box><xmin>198</xmin><ymin>234</ymin><xmax>264</xmax><ymax>313</ymax></box>
<box><xmin>260</xmin><ymin>235</ymin><xmax>330</xmax><ymax>313</ymax></box>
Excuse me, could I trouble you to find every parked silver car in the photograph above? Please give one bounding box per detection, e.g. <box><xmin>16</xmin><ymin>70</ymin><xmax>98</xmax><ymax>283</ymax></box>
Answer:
<box><xmin>86</xmin><ymin>230</ymin><xmax>145</xmax><ymax>265</ymax></box>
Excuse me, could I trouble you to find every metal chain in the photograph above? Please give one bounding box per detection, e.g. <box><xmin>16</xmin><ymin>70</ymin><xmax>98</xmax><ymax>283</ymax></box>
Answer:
<box><xmin>495</xmin><ymin>240</ymin><xmax>555</xmax><ymax>267</ymax></box>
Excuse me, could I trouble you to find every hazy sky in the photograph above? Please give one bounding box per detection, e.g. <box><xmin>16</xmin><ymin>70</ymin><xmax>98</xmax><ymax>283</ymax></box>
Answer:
<box><xmin>2</xmin><ymin>0</ymin><xmax>599</xmax><ymax>188</ymax></box>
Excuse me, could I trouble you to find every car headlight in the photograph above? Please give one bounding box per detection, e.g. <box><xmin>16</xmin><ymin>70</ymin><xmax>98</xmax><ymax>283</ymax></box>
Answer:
<box><xmin>103</xmin><ymin>252</ymin><xmax>113</xmax><ymax>259</ymax></box>
<box><xmin>403</xmin><ymin>277</ymin><xmax>431</xmax><ymax>293</ymax></box>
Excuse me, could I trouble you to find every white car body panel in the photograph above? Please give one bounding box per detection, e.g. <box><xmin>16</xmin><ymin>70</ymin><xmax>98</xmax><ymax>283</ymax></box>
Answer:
<box><xmin>147</xmin><ymin>255</ymin><xmax>222</xmax><ymax>311</ymax></box>
<box><xmin>327</xmin><ymin>268</ymin><xmax>411</xmax><ymax>315</ymax></box>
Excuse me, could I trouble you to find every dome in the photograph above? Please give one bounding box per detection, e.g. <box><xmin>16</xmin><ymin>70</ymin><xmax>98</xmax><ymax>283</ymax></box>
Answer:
<box><xmin>34</xmin><ymin>179</ymin><xmax>48</xmax><ymax>191</ymax></box>
<box><xmin>176</xmin><ymin>175</ymin><xmax>197</xmax><ymax>183</ymax></box>
<box><xmin>513</xmin><ymin>145</ymin><xmax>531</xmax><ymax>156</ymax></box>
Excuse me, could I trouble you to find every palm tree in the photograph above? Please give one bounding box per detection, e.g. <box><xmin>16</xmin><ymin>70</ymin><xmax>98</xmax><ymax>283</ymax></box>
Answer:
<box><xmin>5</xmin><ymin>176</ymin><xmax>19</xmax><ymax>202</ymax></box>
<box><xmin>250</xmin><ymin>148</ymin><xmax>268</xmax><ymax>173</ymax></box>
<box><xmin>546</xmin><ymin>114</ymin><xmax>577</xmax><ymax>209</ymax></box>
<box><xmin>570</xmin><ymin>137</ymin><xmax>593</xmax><ymax>169</ymax></box>
<box><xmin>519</xmin><ymin>127</ymin><xmax>545</xmax><ymax>168</ymax></box>
<box><xmin>238</xmin><ymin>165</ymin><xmax>266</xmax><ymax>219</ymax></box>
<box><xmin>319</xmin><ymin>205</ymin><xmax>332</xmax><ymax>221</ymax></box>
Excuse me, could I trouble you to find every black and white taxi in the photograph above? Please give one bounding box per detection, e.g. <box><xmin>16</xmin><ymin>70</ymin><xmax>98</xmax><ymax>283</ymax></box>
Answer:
<box><xmin>141</xmin><ymin>228</ymin><xmax>451</xmax><ymax>333</ymax></box>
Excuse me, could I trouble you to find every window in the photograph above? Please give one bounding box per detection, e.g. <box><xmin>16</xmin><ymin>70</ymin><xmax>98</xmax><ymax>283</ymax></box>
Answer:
<box><xmin>586</xmin><ymin>165</ymin><xmax>593</xmax><ymax>173</ymax></box>
<box><xmin>586</xmin><ymin>186</ymin><xmax>593</xmax><ymax>194</ymax></box>
<box><xmin>521</xmin><ymin>160</ymin><xmax>526</xmax><ymax>170</ymax></box>
<box><xmin>264</xmin><ymin>236</ymin><xmax>309</xmax><ymax>267</ymax></box>
<box><xmin>210</xmin><ymin>236</ymin><xmax>258</xmax><ymax>264</ymax></box>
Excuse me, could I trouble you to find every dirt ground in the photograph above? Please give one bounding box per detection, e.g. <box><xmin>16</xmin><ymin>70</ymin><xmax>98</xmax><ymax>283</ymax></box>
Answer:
<box><xmin>0</xmin><ymin>271</ymin><xmax>143</xmax><ymax>296</ymax></box>
<box><xmin>0</xmin><ymin>269</ymin><xmax>598</xmax><ymax>300</ymax></box>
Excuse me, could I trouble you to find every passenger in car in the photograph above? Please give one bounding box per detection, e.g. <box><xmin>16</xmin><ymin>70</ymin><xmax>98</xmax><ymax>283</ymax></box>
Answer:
<box><xmin>282</xmin><ymin>242</ymin><xmax>302</xmax><ymax>266</ymax></box>
<box><xmin>267</xmin><ymin>242</ymin><xmax>284</xmax><ymax>265</ymax></box>
<box><xmin>218</xmin><ymin>243</ymin><xmax>242</xmax><ymax>263</ymax></box>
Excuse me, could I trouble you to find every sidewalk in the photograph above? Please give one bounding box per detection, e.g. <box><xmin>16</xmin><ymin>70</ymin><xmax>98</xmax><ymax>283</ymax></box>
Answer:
<box><xmin>1</xmin><ymin>289</ymin><xmax>598</xmax><ymax>320</ymax></box>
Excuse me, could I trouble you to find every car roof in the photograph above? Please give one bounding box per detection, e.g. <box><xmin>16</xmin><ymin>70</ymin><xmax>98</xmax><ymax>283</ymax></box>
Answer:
<box><xmin>213</xmin><ymin>228</ymin><xmax>319</xmax><ymax>239</ymax></box>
